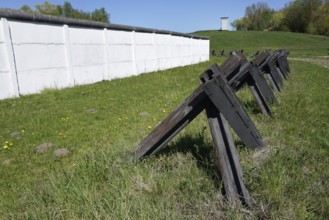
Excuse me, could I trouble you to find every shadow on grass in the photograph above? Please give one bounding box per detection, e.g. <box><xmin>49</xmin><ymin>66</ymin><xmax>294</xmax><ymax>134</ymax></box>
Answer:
<box><xmin>155</xmin><ymin>133</ymin><xmax>223</xmax><ymax>188</ymax></box>
<box><xmin>151</xmin><ymin>128</ymin><xmax>250</xmax><ymax>190</ymax></box>
<box><xmin>240</xmin><ymin>99</ymin><xmax>263</xmax><ymax>115</ymax></box>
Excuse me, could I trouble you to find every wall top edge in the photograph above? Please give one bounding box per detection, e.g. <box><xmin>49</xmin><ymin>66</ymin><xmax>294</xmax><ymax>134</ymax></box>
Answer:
<box><xmin>0</xmin><ymin>9</ymin><xmax>209</xmax><ymax>40</ymax></box>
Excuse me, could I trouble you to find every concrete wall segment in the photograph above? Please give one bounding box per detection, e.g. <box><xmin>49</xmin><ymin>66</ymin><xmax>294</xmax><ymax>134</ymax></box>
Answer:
<box><xmin>0</xmin><ymin>11</ymin><xmax>209</xmax><ymax>100</ymax></box>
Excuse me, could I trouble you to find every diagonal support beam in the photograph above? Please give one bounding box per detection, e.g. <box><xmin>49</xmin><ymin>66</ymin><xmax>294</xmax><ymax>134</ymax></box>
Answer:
<box><xmin>208</xmin><ymin>52</ymin><xmax>275</xmax><ymax>116</ymax></box>
<box><xmin>206</xmin><ymin>103</ymin><xmax>252</xmax><ymax>206</ymax></box>
<box><xmin>254</xmin><ymin>50</ymin><xmax>289</xmax><ymax>93</ymax></box>
<box><xmin>277</xmin><ymin>56</ymin><xmax>288</xmax><ymax>79</ymax></box>
<box><xmin>247</xmin><ymin>77</ymin><xmax>272</xmax><ymax>116</ymax></box>
<box><xmin>249</xmin><ymin>66</ymin><xmax>277</xmax><ymax>104</ymax></box>
<box><xmin>202</xmin><ymin>64</ymin><xmax>266</xmax><ymax>148</ymax></box>
<box><xmin>134</xmin><ymin>85</ymin><xmax>209</xmax><ymax>159</ymax></box>
<box><xmin>267</xmin><ymin>60</ymin><xmax>283</xmax><ymax>91</ymax></box>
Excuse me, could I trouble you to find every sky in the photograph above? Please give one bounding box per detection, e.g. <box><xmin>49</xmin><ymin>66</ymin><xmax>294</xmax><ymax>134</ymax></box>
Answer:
<box><xmin>0</xmin><ymin>0</ymin><xmax>291</xmax><ymax>33</ymax></box>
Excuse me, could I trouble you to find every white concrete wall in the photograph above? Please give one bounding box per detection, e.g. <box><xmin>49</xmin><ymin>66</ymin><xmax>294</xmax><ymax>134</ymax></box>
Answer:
<box><xmin>0</xmin><ymin>19</ymin><xmax>19</xmax><ymax>99</ymax></box>
<box><xmin>0</xmin><ymin>18</ymin><xmax>209</xmax><ymax>100</ymax></box>
<box><xmin>9</xmin><ymin>21</ymin><xmax>69</xmax><ymax>95</ymax></box>
<box><xmin>69</xmin><ymin>27</ymin><xmax>107</xmax><ymax>85</ymax></box>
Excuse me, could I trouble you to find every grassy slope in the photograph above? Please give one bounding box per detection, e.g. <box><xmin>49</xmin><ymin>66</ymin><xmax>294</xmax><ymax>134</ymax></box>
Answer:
<box><xmin>195</xmin><ymin>30</ymin><xmax>329</xmax><ymax>57</ymax></box>
<box><xmin>0</xmin><ymin>31</ymin><xmax>328</xmax><ymax>219</ymax></box>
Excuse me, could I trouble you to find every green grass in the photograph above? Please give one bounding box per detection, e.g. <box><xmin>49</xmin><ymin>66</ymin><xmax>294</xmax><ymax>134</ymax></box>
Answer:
<box><xmin>1</xmin><ymin>31</ymin><xmax>329</xmax><ymax>219</ymax></box>
<box><xmin>195</xmin><ymin>30</ymin><xmax>329</xmax><ymax>58</ymax></box>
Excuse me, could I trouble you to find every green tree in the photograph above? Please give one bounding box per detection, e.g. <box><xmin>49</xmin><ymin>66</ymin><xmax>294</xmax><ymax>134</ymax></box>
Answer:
<box><xmin>282</xmin><ymin>0</ymin><xmax>322</xmax><ymax>33</ymax></box>
<box><xmin>18</xmin><ymin>1</ymin><xmax>110</xmax><ymax>23</ymax></box>
<box><xmin>232</xmin><ymin>0</ymin><xmax>329</xmax><ymax>36</ymax></box>
<box><xmin>233</xmin><ymin>2</ymin><xmax>275</xmax><ymax>31</ymax></box>
<box><xmin>62</xmin><ymin>1</ymin><xmax>74</xmax><ymax>17</ymax></box>
<box><xmin>231</xmin><ymin>18</ymin><xmax>248</xmax><ymax>30</ymax></box>
<box><xmin>91</xmin><ymin>7</ymin><xmax>109</xmax><ymax>22</ymax></box>
<box><xmin>245</xmin><ymin>2</ymin><xmax>274</xmax><ymax>30</ymax></box>
<box><xmin>269</xmin><ymin>11</ymin><xmax>286</xmax><ymax>31</ymax></box>
<box><xmin>20</xmin><ymin>5</ymin><xmax>35</xmax><ymax>14</ymax></box>
<box><xmin>313</xmin><ymin>1</ymin><xmax>329</xmax><ymax>35</ymax></box>
<box><xmin>61</xmin><ymin>1</ymin><xmax>92</xmax><ymax>21</ymax></box>
<box><xmin>35</xmin><ymin>1</ymin><xmax>61</xmax><ymax>16</ymax></box>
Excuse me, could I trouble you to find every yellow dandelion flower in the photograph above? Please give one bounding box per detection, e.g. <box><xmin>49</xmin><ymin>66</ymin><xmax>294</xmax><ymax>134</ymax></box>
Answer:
<box><xmin>162</xmin><ymin>109</ymin><xmax>166</xmax><ymax>113</ymax></box>
<box><xmin>3</xmin><ymin>145</ymin><xmax>8</xmax><ymax>149</ymax></box>
<box><xmin>148</xmin><ymin>125</ymin><xmax>152</xmax><ymax>129</ymax></box>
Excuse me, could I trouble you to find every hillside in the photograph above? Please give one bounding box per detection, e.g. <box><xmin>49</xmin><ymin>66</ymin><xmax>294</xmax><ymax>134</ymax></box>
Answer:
<box><xmin>194</xmin><ymin>30</ymin><xmax>329</xmax><ymax>58</ymax></box>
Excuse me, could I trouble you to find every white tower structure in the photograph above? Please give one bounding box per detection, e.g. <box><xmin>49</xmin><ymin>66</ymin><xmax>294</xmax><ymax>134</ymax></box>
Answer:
<box><xmin>221</xmin><ymin>17</ymin><xmax>229</xmax><ymax>31</ymax></box>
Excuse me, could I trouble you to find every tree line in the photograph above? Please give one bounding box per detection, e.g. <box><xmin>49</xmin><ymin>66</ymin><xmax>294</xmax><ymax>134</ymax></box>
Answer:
<box><xmin>232</xmin><ymin>0</ymin><xmax>329</xmax><ymax>36</ymax></box>
<box><xmin>18</xmin><ymin>1</ymin><xmax>109</xmax><ymax>23</ymax></box>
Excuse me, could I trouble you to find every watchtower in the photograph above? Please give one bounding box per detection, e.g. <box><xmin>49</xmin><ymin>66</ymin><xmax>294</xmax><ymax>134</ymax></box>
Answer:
<box><xmin>221</xmin><ymin>17</ymin><xmax>229</xmax><ymax>31</ymax></box>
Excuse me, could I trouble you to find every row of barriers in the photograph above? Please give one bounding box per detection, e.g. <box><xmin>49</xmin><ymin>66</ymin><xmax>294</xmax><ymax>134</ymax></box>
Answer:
<box><xmin>133</xmin><ymin>49</ymin><xmax>290</xmax><ymax>206</ymax></box>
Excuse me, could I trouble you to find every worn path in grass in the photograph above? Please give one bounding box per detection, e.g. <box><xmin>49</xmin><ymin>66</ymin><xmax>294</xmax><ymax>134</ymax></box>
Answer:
<box><xmin>289</xmin><ymin>57</ymin><xmax>329</xmax><ymax>69</ymax></box>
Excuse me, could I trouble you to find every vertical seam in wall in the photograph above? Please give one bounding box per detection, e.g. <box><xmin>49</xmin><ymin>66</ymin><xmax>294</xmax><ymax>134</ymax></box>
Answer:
<box><xmin>103</xmin><ymin>28</ymin><xmax>110</xmax><ymax>80</ymax></box>
<box><xmin>207</xmin><ymin>39</ymin><xmax>210</xmax><ymax>61</ymax></box>
<box><xmin>198</xmin><ymin>38</ymin><xmax>201</xmax><ymax>63</ymax></box>
<box><xmin>192</xmin><ymin>37</ymin><xmax>195</xmax><ymax>64</ymax></box>
<box><xmin>180</xmin><ymin>36</ymin><xmax>183</xmax><ymax>66</ymax></box>
<box><xmin>199</xmin><ymin>39</ymin><xmax>201</xmax><ymax>62</ymax></box>
<box><xmin>190</xmin><ymin>37</ymin><xmax>192</xmax><ymax>65</ymax></box>
<box><xmin>1</xmin><ymin>18</ymin><xmax>20</xmax><ymax>97</ymax></box>
<box><xmin>131</xmin><ymin>30</ymin><xmax>137</xmax><ymax>75</ymax></box>
<box><xmin>169</xmin><ymin>34</ymin><xmax>172</xmax><ymax>68</ymax></box>
<box><xmin>152</xmin><ymin>32</ymin><xmax>158</xmax><ymax>72</ymax></box>
<box><xmin>63</xmin><ymin>25</ymin><xmax>75</xmax><ymax>86</ymax></box>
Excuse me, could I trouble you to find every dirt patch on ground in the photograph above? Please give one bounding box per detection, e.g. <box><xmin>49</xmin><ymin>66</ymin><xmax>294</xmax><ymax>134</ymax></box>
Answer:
<box><xmin>2</xmin><ymin>159</ymin><xmax>12</xmax><ymax>165</ymax></box>
<box><xmin>139</xmin><ymin>112</ymin><xmax>150</xmax><ymax>118</ymax></box>
<box><xmin>53</xmin><ymin>148</ymin><xmax>69</xmax><ymax>157</ymax></box>
<box><xmin>36</xmin><ymin>143</ymin><xmax>53</xmax><ymax>153</ymax></box>
<box><xmin>289</xmin><ymin>57</ymin><xmax>329</xmax><ymax>69</ymax></box>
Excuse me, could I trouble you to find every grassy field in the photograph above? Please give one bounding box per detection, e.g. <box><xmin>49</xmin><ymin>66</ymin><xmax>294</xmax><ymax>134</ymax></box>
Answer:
<box><xmin>195</xmin><ymin>30</ymin><xmax>329</xmax><ymax>58</ymax></box>
<box><xmin>1</xmin><ymin>31</ymin><xmax>329</xmax><ymax>219</ymax></box>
